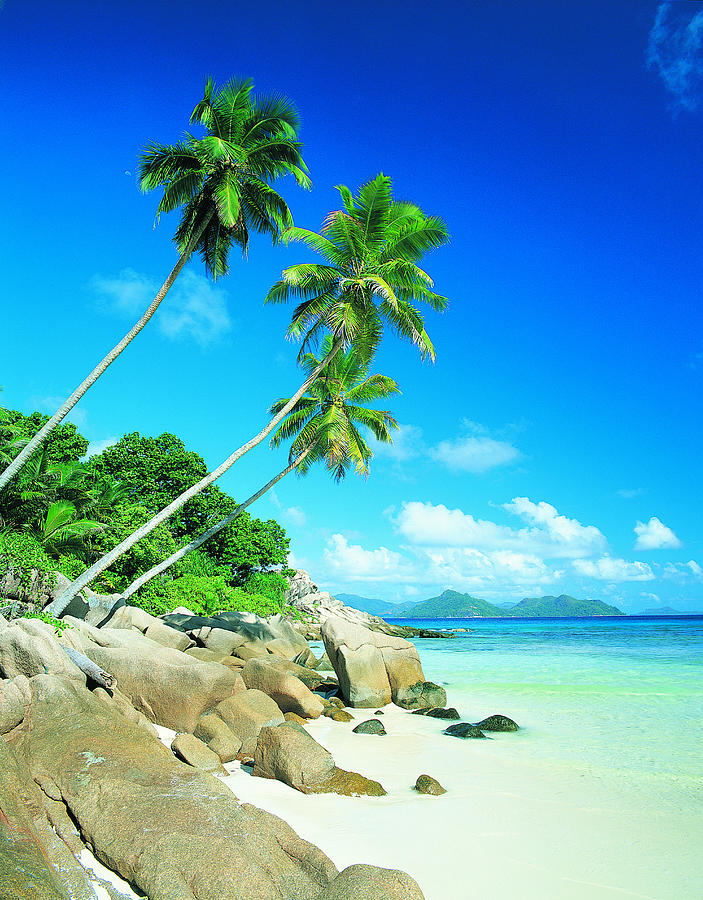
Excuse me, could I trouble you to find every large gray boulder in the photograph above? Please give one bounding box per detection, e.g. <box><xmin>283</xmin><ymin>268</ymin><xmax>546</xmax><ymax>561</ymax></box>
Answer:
<box><xmin>253</xmin><ymin>722</ymin><xmax>386</xmax><ymax>797</ymax></box>
<box><xmin>214</xmin><ymin>688</ymin><xmax>285</xmax><ymax>746</ymax></box>
<box><xmin>15</xmin><ymin>674</ymin><xmax>340</xmax><ymax>900</ymax></box>
<box><xmin>163</xmin><ymin>609</ymin><xmax>310</xmax><ymax>661</ymax></box>
<box><xmin>0</xmin><ymin>618</ymin><xmax>85</xmax><ymax>683</ymax></box>
<box><xmin>321</xmin><ymin>615</ymin><xmax>425</xmax><ymax>708</ymax></box>
<box><xmin>253</xmin><ymin>722</ymin><xmax>335</xmax><ymax>790</ymax></box>
<box><xmin>0</xmin><ymin>736</ymin><xmax>108</xmax><ymax>900</ymax></box>
<box><xmin>59</xmin><ymin>618</ymin><xmax>240</xmax><ymax>732</ymax></box>
<box><xmin>318</xmin><ymin>864</ymin><xmax>425</xmax><ymax>899</ymax></box>
<box><xmin>242</xmin><ymin>658</ymin><xmax>325</xmax><ymax>719</ymax></box>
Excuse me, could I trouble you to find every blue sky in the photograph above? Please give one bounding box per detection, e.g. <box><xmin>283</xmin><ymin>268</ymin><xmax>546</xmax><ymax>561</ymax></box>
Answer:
<box><xmin>2</xmin><ymin>1</ymin><xmax>702</xmax><ymax>612</ymax></box>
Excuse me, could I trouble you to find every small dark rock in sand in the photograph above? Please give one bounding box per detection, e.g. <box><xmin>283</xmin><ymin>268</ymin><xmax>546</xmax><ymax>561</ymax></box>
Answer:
<box><xmin>474</xmin><ymin>714</ymin><xmax>519</xmax><ymax>732</ymax></box>
<box><xmin>411</xmin><ymin>706</ymin><xmax>460</xmax><ymax>720</ymax></box>
<box><xmin>414</xmin><ymin>774</ymin><xmax>446</xmax><ymax>795</ymax></box>
<box><xmin>374</xmin><ymin>710</ymin><xmax>384</xmax><ymax>715</ymax></box>
<box><xmin>443</xmin><ymin>722</ymin><xmax>487</xmax><ymax>739</ymax></box>
<box><xmin>352</xmin><ymin>719</ymin><xmax>387</xmax><ymax>736</ymax></box>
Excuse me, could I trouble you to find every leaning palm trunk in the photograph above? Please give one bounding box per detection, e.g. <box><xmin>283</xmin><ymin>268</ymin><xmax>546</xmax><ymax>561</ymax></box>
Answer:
<box><xmin>45</xmin><ymin>338</ymin><xmax>343</xmax><ymax>617</ymax></box>
<box><xmin>0</xmin><ymin>212</ymin><xmax>213</xmax><ymax>492</ymax></box>
<box><xmin>121</xmin><ymin>445</ymin><xmax>312</xmax><ymax>601</ymax></box>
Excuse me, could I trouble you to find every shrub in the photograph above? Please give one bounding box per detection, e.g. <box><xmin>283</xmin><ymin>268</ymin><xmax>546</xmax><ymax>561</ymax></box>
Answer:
<box><xmin>0</xmin><ymin>532</ymin><xmax>54</xmax><ymax>590</ymax></box>
<box><xmin>134</xmin><ymin>571</ymin><xmax>293</xmax><ymax>619</ymax></box>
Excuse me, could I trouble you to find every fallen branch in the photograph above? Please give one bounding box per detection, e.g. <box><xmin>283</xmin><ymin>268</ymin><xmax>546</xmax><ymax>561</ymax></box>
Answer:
<box><xmin>61</xmin><ymin>646</ymin><xmax>117</xmax><ymax>690</ymax></box>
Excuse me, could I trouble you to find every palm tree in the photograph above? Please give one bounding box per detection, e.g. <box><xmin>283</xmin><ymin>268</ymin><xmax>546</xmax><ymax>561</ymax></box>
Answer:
<box><xmin>0</xmin><ymin>77</ymin><xmax>310</xmax><ymax>493</ymax></box>
<box><xmin>118</xmin><ymin>342</ymin><xmax>399</xmax><ymax>601</ymax></box>
<box><xmin>46</xmin><ymin>175</ymin><xmax>447</xmax><ymax>616</ymax></box>
<box><xmin>265</xmin><ymin>172</ymin><xmax>449</xmax><ymax>364</ymax></box>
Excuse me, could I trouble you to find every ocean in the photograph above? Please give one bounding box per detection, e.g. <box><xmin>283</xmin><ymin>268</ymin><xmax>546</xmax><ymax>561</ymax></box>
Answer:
<box><xmin>224</xmin><ymin>615</ymin><xmax>703</xmax><ymax>899</ymax></box>
<box><xmin>388</xmin><ymin>615</ymin><xmax>703</xmax><ymax>806</ymax></box>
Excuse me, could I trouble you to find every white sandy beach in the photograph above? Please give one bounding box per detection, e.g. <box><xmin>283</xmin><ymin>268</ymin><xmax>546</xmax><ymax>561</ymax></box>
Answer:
<box><xmin>151</xmin><ymin>697</ymin><xmax>701</xmax><ymax>900</ymax></box>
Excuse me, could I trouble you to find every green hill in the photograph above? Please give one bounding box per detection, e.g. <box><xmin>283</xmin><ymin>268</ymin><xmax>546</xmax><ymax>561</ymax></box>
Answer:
<box><xmin>383</xmin><ymin>590</ymin><xmax>624</xmax><ymax>618</ymax></box>
<box><xmin>390</xmin><ymin>590</ymin><xmax>506</xmax><ymax>618</ymax></box>
<box><xmin>334</xmin><ymin>592</ymin><xmax>412</xmax><ymax>617</ymax></box>
<box><xmin>508</xmin><ymin>594</ymin><xmax>624</xmax><ymax>617</ymax></box>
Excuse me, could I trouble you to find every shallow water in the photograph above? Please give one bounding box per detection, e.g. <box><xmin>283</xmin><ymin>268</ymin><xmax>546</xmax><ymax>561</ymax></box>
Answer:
<box><xmin>166</xmin><ymin>617</ymin><xmax>703</xmax><ymax>899</ymax></box>
<box><xmin>391</xmin><ymin>616</ymin><xmax>703</xmax><ymax>808</ymax></box>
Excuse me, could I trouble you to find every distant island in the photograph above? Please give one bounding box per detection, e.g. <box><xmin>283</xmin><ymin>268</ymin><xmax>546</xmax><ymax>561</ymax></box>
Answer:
<box><xmin>638</xmin><ymin>606</ymin><xmax>703</xmax><ymax>616</ymax></box>
<box><xmin>337</xmin><ymin>589</ymin><xmax>625</xmax><ymax>618</ymax></box>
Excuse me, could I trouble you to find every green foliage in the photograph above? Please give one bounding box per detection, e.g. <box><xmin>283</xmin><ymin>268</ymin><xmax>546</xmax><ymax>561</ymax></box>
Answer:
<box><xmin>1</xmin><ymin>408</ymin><xmax>89</xmax><ymax>465</ymax></box>
<box><xmin>265</xmin><ymin>173</ymin><xmax>449</xmax><ymax>364</ymax></box>
<box><xmin>135</xmin><ymin>570</ymin><xmax>292</xmax><ymax>619</ymax></box>
<box><xmin>0</xmin><ymin>532</ymin><xmax>54</xmax><ymax>589</ymax></box>
<box><xmin>23</xmin><ymin>610</ymin><xmax>72</xmax><ymax>635</ymax></box>
<box><xmin>270</xmin><ymin>337</ymin><xmax>399</xmax><ymax>481</ymax></box>
<box><xmin>140</xmin><ymin>77</ymin><xmax>310</xmax><ymax>277</ymax></box>
<box><xmin>55</xmin><ymin>553</ymin><xmax>86</xmax><ymax>581</ymax></box>
<box><xmin>88</xmin><ymin>503</ymin><xmax>179</xmax><ymax>594</ymax></box>
<box><xmin>85</xmin><ymin>433</ymin><xmax>290</xmax><ymax>588</ymax></box>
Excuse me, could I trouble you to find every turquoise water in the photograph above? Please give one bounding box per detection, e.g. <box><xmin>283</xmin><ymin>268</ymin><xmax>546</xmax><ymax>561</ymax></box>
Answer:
<box><xmin>388</xmin><ymin>616</ymin><xmax>703</xmax><ymax>809</ymax></box>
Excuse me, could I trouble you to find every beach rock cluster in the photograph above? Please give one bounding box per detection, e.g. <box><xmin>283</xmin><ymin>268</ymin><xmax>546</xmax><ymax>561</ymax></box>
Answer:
<box><xmin>321</xmin><ymin>613</ymin><xmax>446</xmax><ymax>710</ymax></box>
<box><xmin>0</xmin><ymin>605</ymin><xmax>426</xmax><ymax>898</ymax></box>
<box><xmin>285</xmin><ymin>569</ymin><xmax>454</xmax><ymax>640</ymax></box>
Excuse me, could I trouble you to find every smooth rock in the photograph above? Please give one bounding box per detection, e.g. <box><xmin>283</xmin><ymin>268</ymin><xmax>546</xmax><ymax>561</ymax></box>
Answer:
<box><xmin>215</xmin><ymin>688</ymin><xmax>285</xmax><ymax>744</ymax></box>
<box><xmin>0</xmin><ymin>619</ymin><xmax>85</xmax><ymax>683</ymax></box>
<box><xmin>0</xmin><ymin>676</ymin><xmax>28</xmax><ymax>733</ymax></box>
<box><xmin>411</xmin><ymin>706</ymin><xmax>459</xmax><ymax>720</ymax></box>
<box><xmin>394</xmin><ymin>681</ymin><xmax>447</xmax><ymax>711</ymax></box>
<box><xmin>443</xmin><ymin>722</ymin><xmax>487</xmax><ymax>739</ymax></box>
<box><xmin>474</xmin><ymin>714</ymin><xmax>519</xmax><ymax>732</ymax></box>
<box><xmin>317</xmin><ymin>864</ymin><xmax>424</xmax><ymax>899</ymax></box>
<box><xmin>16</xmin><ymin>675</ymin><xmax>339</xmax><ymax>899</ymax></box>
<box><xmin>352</xmin><ymin>719</ymin><xmax>387</xmax><ymax>736</ymax></box>
<box><xmin>414</xmin><ymin>774</ymin><xmax>446</xmax><ymax>795</ymax></box>
<box><xmin>193</xmin><ymin>714</ymin><xmax>242</xmax><ymax>763</ymax></box>
<box><xmin>325</xmin><ymin>708</ymin><xmax>354</xmax><ymax>723</ymax></box>
<box><xmin>242</xmin><ymin>658</ymin><xmax>324</xmax><ymax>719</ymax></box>
<box><xmin>171</xmin><ymin>733</ymin><xmax>227</xmax><ymax>775</ymax></box>
<box><xmin>253</xmin><ymin>722</ymin><xmax>336</xmax><ymax>791</ymax></box>
<box><xmin>60</xmin><ymin>618</ymin><xmax>238</xmax><ymax>732</ymax></box>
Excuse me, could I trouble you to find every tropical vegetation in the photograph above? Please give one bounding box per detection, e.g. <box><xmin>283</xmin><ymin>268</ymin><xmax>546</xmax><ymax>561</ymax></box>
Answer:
<box><xmin>47</xmin><ymin>174</ymin><xmax>448</xmax><ymax>616</ymax></box>
<box><xmin>116</xmin><ymin>341</ymin><xmax>399</xmax><ymax>603</ymax></box>
<box><xmin>1</xmin><ymin>74</ymin><xmax>451</xmax><ymax>625</ymax></box>
<box><xmin>0</xmin><ymin>407</ymin><xmax>291</xmax><ymax>618</ymax></box>
<box><xmin>0</xmin><ymin>77</ymin><xmax>310</xmax><ymax>493</ymax></box>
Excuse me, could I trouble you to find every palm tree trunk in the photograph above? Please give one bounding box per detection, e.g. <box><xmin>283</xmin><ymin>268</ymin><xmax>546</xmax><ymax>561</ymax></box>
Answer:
<box><xmin>0</xmin><ymin>211</ymin><xmax>213</xmax><ymax>493</ymax></box>
<box><xmin>45</xmin><ymin>337</ymin><xmax>343</xmax><ymax>617</ymax></box>
<box><xmin>121</xmin><ymin>445</ymin><xmax>312</xmax><ymax>601</ymax></box>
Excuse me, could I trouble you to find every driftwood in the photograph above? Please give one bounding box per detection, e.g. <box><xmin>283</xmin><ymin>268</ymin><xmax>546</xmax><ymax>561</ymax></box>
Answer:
<box><xmin>60</xmin><ymin>645</ymin><xmax>117</xmax><ymax>690</ymax></box>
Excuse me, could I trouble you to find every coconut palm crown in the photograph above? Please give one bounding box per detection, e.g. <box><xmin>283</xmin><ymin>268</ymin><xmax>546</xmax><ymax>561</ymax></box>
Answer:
<box><xmin>265</xmin><ymin>173</ymin><xmax>449</xmax><ymax>363</ymax></box>
<box><xmin>139</xmin><ymin>76</ymin><xmax>311</xmax><ymax>278</ymax></box>
<box><xmin>269</xmin><ymin>335</ymin><xmax>400</xmax><ymax>481</ymax></box>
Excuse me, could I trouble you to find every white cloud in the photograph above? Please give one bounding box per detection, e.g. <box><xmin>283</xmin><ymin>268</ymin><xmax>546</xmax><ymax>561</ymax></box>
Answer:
<box><xmin>90</xmin><ymin>268</ymin><xmax>157</xmax><ymax>316</ymax></box>
<box><xmin>284</xmin><ymin>506</ymin><xmax>307</xmax><ymax>528</ymax></box>
<box><xmin>617</xmin><ymin>488</ymin><xmax>644</xmax><ymax>499</ymax></box>
<box><xmin>373</xmin><ymin>424</ymin><xmax>425</xmax><ymax>462</ymax></box>
<box><xmin>394</xmin><ymin>498</ymin><xmax>607</xmax><ymax>559</ymax></box>
<box><xmin>634</xmin><ymin>516</ymin><xmax>682</xmax><ymax>550</ymax></box>
<box><xmin>573</xmin><ymin>557</ymin><xmax>655</xmax><ymax>582</ymax></box>
<box><xmin>374</xmin><ymin>420</ymin><xmax>521</xmax><ymax>476</ymax></box>
<box><xmin>688</xmin><ymin>560</ymin><xmax>703</xmax><ymax>577</ymax></box>
<box><xmin>647</xmin><ymin>3</ymin><xmax>703</xmax><ymax>112</ymax></box>
<box><xmin>429</xmin><ymin>435</ymin><xmax>520</xmax><ymax>473</ymax></box>
<box><xmin>158</xmin><ymin>270</ymin><xmax>232</xmax><ymax>346</ymax></box>
<box><xmin>323</xmin><ymin>534</ymin><xmax>412</xmax><ymax>582</ymax></box>
<box><xmin>30</xmin><ymin>395</ymin><xmax>88</xmax><ymax>429</ymax></box>
<box><xmin>83</xmin><ymin>437</ymin><xmax>117</xmax><ymax>459</ymax></box>
<box><xmin>90</xmin><ymin>268</ymin><xmax>232</xmax><ymax>346</ymax></box>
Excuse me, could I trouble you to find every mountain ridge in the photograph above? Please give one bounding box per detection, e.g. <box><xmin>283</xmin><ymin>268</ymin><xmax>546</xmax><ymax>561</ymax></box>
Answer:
<box><xmin>334</xmin><ymin>589</ymin><xmax>625</xmax><ymax>618</ymax></box>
